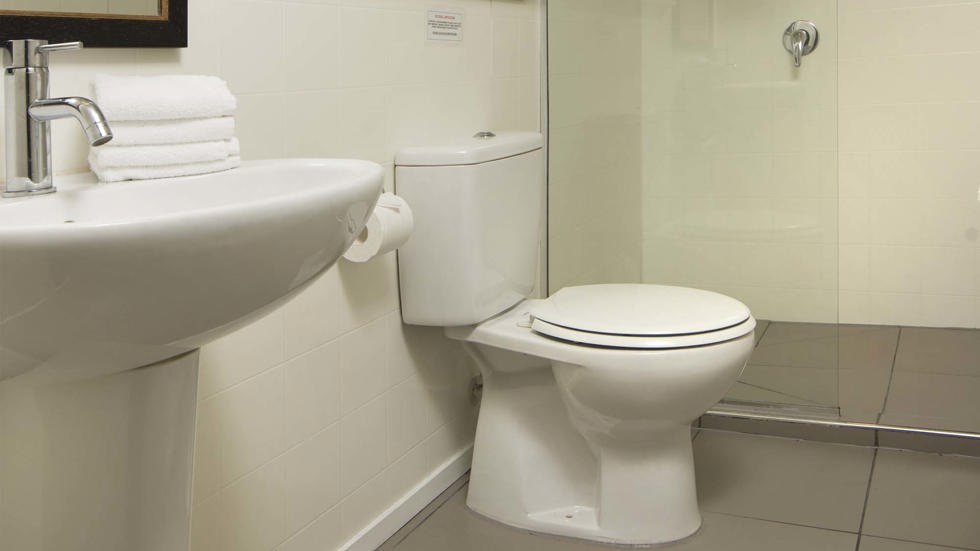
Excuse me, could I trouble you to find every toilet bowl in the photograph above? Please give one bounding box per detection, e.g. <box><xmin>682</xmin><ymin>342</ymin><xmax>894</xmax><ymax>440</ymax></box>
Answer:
<box><xmin>446</xmin><ymin>285</ymin><xmax>754</xmax><ymax>544</ymax></box>
<box><xmin>395</xmin><ymin>132</ymin><xmax>755</xmax><ymax>545</ymax></box>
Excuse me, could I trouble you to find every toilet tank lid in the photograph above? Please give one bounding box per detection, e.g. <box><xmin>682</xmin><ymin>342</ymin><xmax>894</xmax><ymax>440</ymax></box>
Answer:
<box><xmin>395</xmin><ymin>131</ymin><xmax>543</xmax><ymax>167</ymax></box>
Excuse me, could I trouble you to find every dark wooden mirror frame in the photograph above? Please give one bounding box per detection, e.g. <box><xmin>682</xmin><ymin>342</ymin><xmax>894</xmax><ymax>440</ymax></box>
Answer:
<box><xmin>0</xmin><ymin>0</ymin><xmax>186</xmax><ymax>48</ymax></box>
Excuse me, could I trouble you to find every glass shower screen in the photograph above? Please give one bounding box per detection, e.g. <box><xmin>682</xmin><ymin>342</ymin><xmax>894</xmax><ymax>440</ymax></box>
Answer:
<box><xmin>547</xmin><ymin>0</ymin><xmax>841</xmax><ymax>416</ymax></box>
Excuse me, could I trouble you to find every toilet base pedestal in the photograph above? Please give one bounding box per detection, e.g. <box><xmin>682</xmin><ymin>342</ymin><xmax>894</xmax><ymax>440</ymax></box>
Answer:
<box><xmin>463</xmin><ymin>348</ymin><xmax>704</xmax><ymax>546</ymax></box>
<box><xmin>593</xmin><ymin>426</ymin><xmax>701</xmax><ymax>544</ymax></box>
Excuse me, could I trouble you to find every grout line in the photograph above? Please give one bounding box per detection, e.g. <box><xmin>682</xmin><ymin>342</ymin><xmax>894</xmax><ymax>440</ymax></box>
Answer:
<box><xmin>707</xmin><ymin>510</ymin><xmax>859</xmax><ymax>536</ymax></box>
<box><xmin>854</xmin><ymin>447</ymin><xmax>879</xmax><ymax>551</ymax></box>
<box><xmin>753</xmin><ymin>319</ymin><xmax>772</xmax><ymax>349</ymax></box>
<box><xmin>877</xmin><ymin>327</ymin><xmax>903</xmax><ymax>426</ymax></box>
<box><xmin>733</xmin><ymin>380</ymin><xmax>826</xmax><ymax>407</ymax></box>
<box><xmin>860</xmin><ymin>535</ymin><xmax>980</xmax><ymax>551</ymax></box>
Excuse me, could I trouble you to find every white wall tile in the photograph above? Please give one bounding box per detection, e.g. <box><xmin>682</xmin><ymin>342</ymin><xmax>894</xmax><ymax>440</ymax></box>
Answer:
<box><xmin>198</xmin><ymin>308</ymin><xmax>285</xmax><ymax>399</ymax></box>
<box><xmin>284</xmin><ymin>342</ymin><xmax>342</xmax><ymax>448</ymax></box>
<box><xmin>192</xmin><ymin>398</ymin><xmax>221</xmax><ymax>503</ymax></box>
<box><xmin>339</xmin><ymin>471</ymin><xmax>396</xmax><ymax>545</ymax></box>
<box><xmin>838</xmin><ymin>0</ymin><xmax>980</xmax><ymax>327</ymax></box>
<box><xmin>386</xmin><ymin>375</ymin><xmax>434</xmax><ymax>461</ymax></box>
<box><xmin>235</xmin><ymin>94</ymin><xmax>287</xmax><ymax>160</ymax></box>
<box><xmin>219</xmin><ymin>459</ymin><xmax>286</xmax><ymax>551</ymax></box>
<box><xmin>339</xmin><ymin>317</ymin><xmax>390</xmax><ymax>414</ymax></box>
<box><xmin>340</xmin><ymin>396</ymin><xmax>388</xmax><ymax>497</ymax></box>
<box><xmin>623</xmin><ymin>0</ymin><xmax>980</xmax><ymax>328</ymax></box>
<box><xmin>214</xmin><ymin>366</ymin><xmax>285</xmax><ymax>485</ymax></box>
<box><xmin>219</xmin><ymin>1</ymin><xmax>286</xmax><ymax>94</ymax></box>
<box><xmin>284</xmin><ymin>4</ymin><xmax>341</xmax><ymax>91</ymax></box>
<box><xmin>279</xmin><ymin>506</ymin><xmax>343</xmax><ymax>551</ymax></box>
<box><xmin>284</xmin><ymin>424</ymin><xmax>341</xmax><ymax>535</ymax></box>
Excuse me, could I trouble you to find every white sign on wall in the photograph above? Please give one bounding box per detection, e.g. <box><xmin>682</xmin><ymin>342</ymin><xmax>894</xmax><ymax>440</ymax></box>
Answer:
<box><xmin>427</xmin><ymin>10</ymin><xmax>464</xmax><ymax>42</ymax></box>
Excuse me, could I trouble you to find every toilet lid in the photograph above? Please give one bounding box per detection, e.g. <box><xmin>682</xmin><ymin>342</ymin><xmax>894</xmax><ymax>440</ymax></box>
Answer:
<box><xmin>530</xmin><ymin>284</ymin><xmax>751</xmax><ymax>338</ymax></box>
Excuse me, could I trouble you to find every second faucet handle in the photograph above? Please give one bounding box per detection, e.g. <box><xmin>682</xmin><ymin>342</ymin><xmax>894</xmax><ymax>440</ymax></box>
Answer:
<box><xmin>3</xmin><ymin>39</ymin><xmax>84</xmax><ymax>69</ymax></box>
<box><xmin>37</xmin><ymin>41</ymin><xmax>83</xmax><ymax>54</ymax></box>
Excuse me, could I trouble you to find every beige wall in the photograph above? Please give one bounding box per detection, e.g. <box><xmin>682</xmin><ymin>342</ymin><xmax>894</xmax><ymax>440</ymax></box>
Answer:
<box><xmin>547</xmin><ymin>0</ymin><xmax>644</xmax><ymax>292</ymax></box>
<box><xmin>639</xmin><ymin>0</ymin><xmax>840</xmax><ymax>324</ymax></box>
<box><xmin>839</xmin><ymin>0</ymin><xmax>980</xmax><ymax>328</ymax></box>
<box><xmin>0</xmin><ymin>1</ymin><xmax>542</xmax><ymax>550</ymax></box>
<box><xmin>551</xmin><ymin>0</ymin><xmax>980</xmax><ymax>329</ymax></box>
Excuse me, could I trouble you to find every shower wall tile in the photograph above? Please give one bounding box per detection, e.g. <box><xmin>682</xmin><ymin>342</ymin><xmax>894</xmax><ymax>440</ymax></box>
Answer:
<box><xmin>639</xmin><ymin>0</ymin><xmax>980</xmax><ymax>328</ymax></box>
<box><xmin>839</xmin><ymin>0</ymin><xmax>980</xmax><ymax>328</ymax></box>
<box><xmin>26</xmin><ymin>2</ymin><xmax>544</xmax><ymax>551</ymax></box>
<box><xmin>549</xmin><ymin>0</ymin><xmax>644</xmax><ymax>292</ymax></box>
<box><xmin>637</xmin><ymin>0</ymin><xmax>839</xmax><ymax>323</ymax></box>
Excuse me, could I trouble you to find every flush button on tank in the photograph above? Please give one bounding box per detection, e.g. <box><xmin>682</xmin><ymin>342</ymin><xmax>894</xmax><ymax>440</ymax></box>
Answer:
<box><xmin>473</xmin><ymin>131</ymin><xmax>496</xmax><ymax>139</ymax></box>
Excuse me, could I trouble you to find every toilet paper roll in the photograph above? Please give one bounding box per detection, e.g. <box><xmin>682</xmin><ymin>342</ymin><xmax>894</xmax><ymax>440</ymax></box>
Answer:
<box><xmin>343</xmin><ymin>192</ymin><xmax>414</xmax><ymax>263</ymax></box>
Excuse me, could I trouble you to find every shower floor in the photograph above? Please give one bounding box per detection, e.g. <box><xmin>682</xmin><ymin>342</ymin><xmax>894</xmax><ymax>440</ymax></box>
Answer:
<box><xmin>721</xmin><ymin>321</ymin><xmax>980</xmax><ymax>435</ymax></box>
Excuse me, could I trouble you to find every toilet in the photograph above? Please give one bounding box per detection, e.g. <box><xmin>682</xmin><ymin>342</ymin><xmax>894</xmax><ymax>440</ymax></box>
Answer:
<box><xmin>395</xmin><ymin>132</ymin><xmax>755</xmax><ymax>546</ymax></box>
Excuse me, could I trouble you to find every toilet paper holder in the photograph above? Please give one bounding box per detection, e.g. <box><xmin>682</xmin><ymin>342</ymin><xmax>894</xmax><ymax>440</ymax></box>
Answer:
<box><xmin>342</xmin><ymin>192</ymin><xmax>414</xmax><ymax>263</ymax></box>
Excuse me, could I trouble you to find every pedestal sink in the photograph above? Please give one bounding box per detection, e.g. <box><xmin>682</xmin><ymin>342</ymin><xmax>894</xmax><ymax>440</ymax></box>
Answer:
<box><xmin>0</xmin><ymin>159</ymin><xmax>383</xmax><ymax>551</ymax></box>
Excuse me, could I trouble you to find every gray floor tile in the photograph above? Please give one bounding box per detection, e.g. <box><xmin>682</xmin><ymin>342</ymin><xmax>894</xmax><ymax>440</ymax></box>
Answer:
<box><xmin>391</xmin><ymin>489</ymin><xmax>539</xmax><ymax>551</ymax></box>
<box><xmin>726</xmin><ymin>364</ymin><xmax>889</xmax><ymax>418</ymax></box>
<box><xmin>882</xmin><ymin>372</ymin><xmax>980</xmax><ymax>433</ymax></box>
<box><xmin>757</xmin><ymin>322</ymin><xmax>839</xmax><ymax>346</ymax></box>
<box><xmin>860</xmin><ymin>536</ymin><xmax>970</xmax><ymax>551</ymax></box>
<box><xmin>862</xmin><ymin>449</ymin><xmax>980</xmax><ymax>550</ymax></box>
<box><xmin>694</xmin><ymin>430</ymin><xmax>874</xmax><ymax>532</ymax></box>
<box><xmin>750</xmin><ymin>322</ymin><xmax>897</xmax><ymax>372</ymax></box>
<box><xmin>894</xmin><ymin>328</ymin><xmax>980</xmax><ymax>376</ymax></box>
<box><xmin>736</xmin><ymin>364</ymin><xmax>838</xmax><ymax>406</ymax></box>
<box><xmin>751</xmin><ymin>322</ymin><xmax>838</xmax><ymax>370</ymax></box>
<box><xmin>725</xmin><ymin>379</ymin><xmax>820</xmax><ymax>408</ymax></box>
<box><xmin>754</xmin><ymin>319</ymin><xmax>771</xmax><ymax>346</ymax></box>
<box><xmin>392</xmin><ymin>484</ymin><xmax>857</xmax><ymax>551</ymax></box>
<box><xmin>839</xmin><ymin>324</ymin><xmax>901</xmax><ymax>371</ymax></box>
<box><xmin>839</xmin><ymin>368</ymin><xmax>893</xmax><ymax>422</ymax></box>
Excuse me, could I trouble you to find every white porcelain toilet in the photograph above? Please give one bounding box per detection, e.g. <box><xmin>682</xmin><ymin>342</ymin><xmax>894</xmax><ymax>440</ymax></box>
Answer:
<box><xmin>395</xmin><ymin>132</ymin><xmax>756</xmax><ymax>546</ymax></box>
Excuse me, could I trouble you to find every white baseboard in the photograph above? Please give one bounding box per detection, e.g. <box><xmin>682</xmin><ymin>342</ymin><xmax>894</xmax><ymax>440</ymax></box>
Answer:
<box><xmin>340</xmin><ymin>445</ymin><xmax>473</xmax><ymax>551</ymax></box>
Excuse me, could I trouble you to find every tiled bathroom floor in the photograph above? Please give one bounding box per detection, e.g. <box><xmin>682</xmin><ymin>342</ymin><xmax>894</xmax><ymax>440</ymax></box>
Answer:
<box><xmin>724</xmin><ymin>321</ymin><xmax>980</xmax><ymax>433</ymax></box>
<box><xmin>380</xmin><ymin>431</ymin><xmax>980</xmax><ymax>551</ymax></box>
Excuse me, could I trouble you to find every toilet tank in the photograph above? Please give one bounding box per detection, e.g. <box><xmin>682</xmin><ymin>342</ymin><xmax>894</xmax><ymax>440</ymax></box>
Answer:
<box><xmin>396</xmin><ymin>132</ymin><xmax>545</xmax><ymax>326</ymax></box>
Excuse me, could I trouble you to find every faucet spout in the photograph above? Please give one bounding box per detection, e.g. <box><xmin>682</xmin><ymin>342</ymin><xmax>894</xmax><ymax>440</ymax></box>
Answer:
<box><xmin>2</xmin><ymin>39</ymin><xmax>109</xmax><ymax>197</ymax></box>
<box><xmin>30</xmin><ymin>97</ymin><xmax>113</xmax><ymax>146</ymax></box>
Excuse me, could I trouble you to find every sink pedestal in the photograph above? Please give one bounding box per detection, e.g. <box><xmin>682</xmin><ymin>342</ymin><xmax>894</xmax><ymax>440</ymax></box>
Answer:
<box><xmin>0</xmin><ymin>352</ymin><xmax>199</xmax><ymax>551</ymax></box>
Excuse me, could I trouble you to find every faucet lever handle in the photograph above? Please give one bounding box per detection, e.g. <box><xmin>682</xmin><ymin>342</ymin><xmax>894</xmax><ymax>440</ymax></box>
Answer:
<box><xmin>37</xmin><ymin>41</ymin><xmax>83</xmax><ymax>54</ymax></box>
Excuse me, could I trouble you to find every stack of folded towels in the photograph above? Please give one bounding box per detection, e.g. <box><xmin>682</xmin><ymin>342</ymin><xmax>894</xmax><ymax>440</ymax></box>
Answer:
<box><xmin>89</xmin><ymin>74</ymin><xmax>241</xmax><ymax>182</ymax></box>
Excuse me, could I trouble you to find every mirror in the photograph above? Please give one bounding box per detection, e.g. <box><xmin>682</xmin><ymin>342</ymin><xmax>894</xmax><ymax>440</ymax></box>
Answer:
<box><xmin>0</xmin><ymin>0</ymin><xmax>186</xmax><ymax>47</ymax></box>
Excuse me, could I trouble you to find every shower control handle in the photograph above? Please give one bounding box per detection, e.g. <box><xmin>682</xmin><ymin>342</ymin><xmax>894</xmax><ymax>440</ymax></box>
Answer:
<box><xmin>783</xmin><ymin>21</ymin><xmax>819</xmax><ymax>68</ymax></box>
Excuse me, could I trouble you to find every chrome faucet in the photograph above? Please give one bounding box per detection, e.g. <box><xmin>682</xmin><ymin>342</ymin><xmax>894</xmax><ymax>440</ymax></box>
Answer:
<box><xmin>782</xmin><ymin>21</ymin><xmax>819</xmax><ymax>68</ymax></box>
<box><xmin>2</xmin><ymin>39</ymin><xmax>112</xmax><ymax>197</ymax></box>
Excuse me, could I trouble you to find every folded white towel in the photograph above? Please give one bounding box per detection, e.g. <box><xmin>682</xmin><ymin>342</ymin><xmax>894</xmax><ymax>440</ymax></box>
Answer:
<box><xmin>93</xmin><ymin>74</ymin><xmax>237</xmax><ymax>121</ymax></box>
<box><xmin>92</xmin><ymin>156</ymin><xmax>241</xmax><ymax>183</ymax></box>
<box><xmin>108</xmin><ymin>117</ymin><xmax>236</xmax><ymax>146</ymax></box>
<box><xmin>89</xmin><ymin>138</ymin><xmax>240</xmax><ymax>168</ymax></box>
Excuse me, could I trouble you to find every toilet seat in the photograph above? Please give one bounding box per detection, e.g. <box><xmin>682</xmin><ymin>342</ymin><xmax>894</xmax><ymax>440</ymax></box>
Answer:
<box><xmin>530</xmin><ymin>284</ymin><xmax>753</xmax><ymax>349</ymax></box>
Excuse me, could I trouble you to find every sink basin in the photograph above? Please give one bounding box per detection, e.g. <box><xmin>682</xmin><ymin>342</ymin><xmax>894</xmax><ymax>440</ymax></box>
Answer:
<box><xmin>0</xmin><ymin>158</ymin><xmax>383</xmax><ymax>551</ymax></box>
<box><xmin>0</xmin><ymin>158</ymin><xmax>384</xmax><ymax>382</ymax></box>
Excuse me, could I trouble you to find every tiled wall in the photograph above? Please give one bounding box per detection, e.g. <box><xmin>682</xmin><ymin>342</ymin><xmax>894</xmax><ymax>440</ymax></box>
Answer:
<box><xmin>838</xmin><ymin>0</ymin><xmax>980</xmax><ymax>328</ymax></box>
<box><xmin>551</xmin><ymin>0</ymin><xmax>980</xmax><ymax>328</ymax></box>
<box><xmin>10</xmin><ymin>1</ymin><xmax>542</xmax><ymax>550</ymax></box>
<box><xmin>638</xmin><ymin>0</ymin><xmax>840</xmax><ymax>324</ymax></box>
<box><xmin>547</xmin><ymin>0</ymin><xmax>644</xmax><ymax>292</ymax></box>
